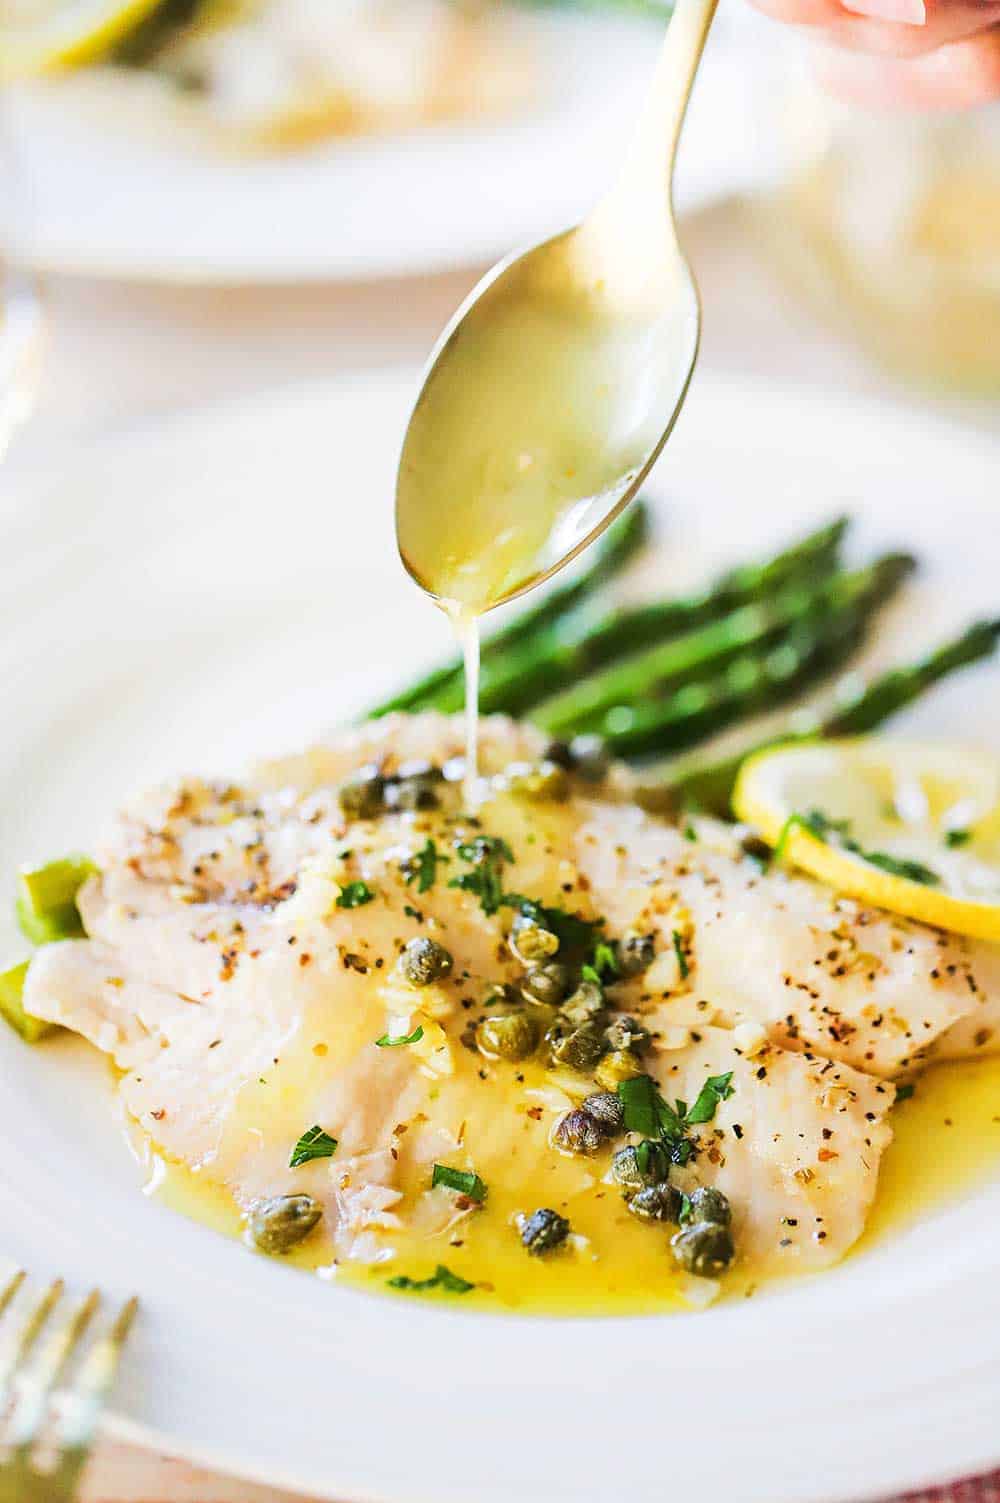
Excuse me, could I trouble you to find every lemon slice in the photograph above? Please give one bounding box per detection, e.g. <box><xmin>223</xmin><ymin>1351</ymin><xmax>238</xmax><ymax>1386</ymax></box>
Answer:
<box><xmin>0</xmin><ymin>0</ymin><xmax>163</xmax><ymax>78</ymax></box>
<box><xmin>733</xmin><ymin>738</ymin><xmax>1000</xmax><ymax>940</ymax></box>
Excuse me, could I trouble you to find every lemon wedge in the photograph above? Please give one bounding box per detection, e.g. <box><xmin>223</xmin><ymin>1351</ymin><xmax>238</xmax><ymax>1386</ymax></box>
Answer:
<box><xmin>0</xmin><ymin>0</ymin><xmax>163</xmax><ymax>78</ymax></box>
<box><xmin>733</xmin><ymin>739</ymin><xmax>1000</xmax><ymax>940</ymax></box>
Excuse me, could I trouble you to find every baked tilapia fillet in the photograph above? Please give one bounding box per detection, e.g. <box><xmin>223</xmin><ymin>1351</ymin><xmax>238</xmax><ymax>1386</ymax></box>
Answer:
<box><xmin>23</xmin><ymin>715</ymin><xmax>1000</xmax><ymax>1294</ymax></box>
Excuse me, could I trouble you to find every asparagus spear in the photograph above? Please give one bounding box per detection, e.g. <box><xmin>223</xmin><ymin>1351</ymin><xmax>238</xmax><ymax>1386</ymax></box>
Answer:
<box><xmin>656</xmin><ymin>618</ymin><xmax>1000</xmax><ymax>816</ymax></box>
<box><xmin>0</xmin><ymin>960</ymin><xmax>55</xmax><ymax>1044</ymax></box>
<box><xmin>533</xmin><ymin>552</ymin><xmax>913</xmax><ymax>737</ymax></box>
<box><xmin>366</xmin><ymin>501</ymin><xmax>650</xmax><ymax>718</ymax></box>
<box><xmin>425</xmin><ymin>515</ymin><xmax>849</xmax><ymax>716</ymax></box>
<box><xmin>603</xmin><ymin>608</ymin><xmax>869</xmax><ymax>760</ymax></box>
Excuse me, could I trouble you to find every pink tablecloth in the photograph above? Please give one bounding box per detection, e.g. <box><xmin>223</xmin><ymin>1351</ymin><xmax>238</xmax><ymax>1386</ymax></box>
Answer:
<box><xmin>900</xmin><ymin>1476</ymin><xmax>1000</xmax><ymax>1503</ymax></box>
<box><xmin>80</xmin><ymin>1442</ymin><xmax>1000</xmax><ymax>1503</ymax></box>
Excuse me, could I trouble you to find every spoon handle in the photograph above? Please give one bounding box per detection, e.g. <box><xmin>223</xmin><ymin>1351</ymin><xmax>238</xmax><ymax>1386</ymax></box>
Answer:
<box><xmin>609</xmin><ymin>0</ymin><xmax>719</xmax><ymax>210</ymax></box>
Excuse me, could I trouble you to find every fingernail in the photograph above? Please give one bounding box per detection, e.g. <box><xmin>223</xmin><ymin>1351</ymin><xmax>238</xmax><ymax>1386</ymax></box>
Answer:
<box><xmin>841</xmin><ymin>0</ymin><xmax>926</xmax><ymax>24</ymax></box>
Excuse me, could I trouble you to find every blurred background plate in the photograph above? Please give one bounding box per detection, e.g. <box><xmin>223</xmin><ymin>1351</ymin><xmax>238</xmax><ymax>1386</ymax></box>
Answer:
<box><xmin>6</xmin><ymin>7</ymin><xmax>772</xmax><ymax>284</ymax></box>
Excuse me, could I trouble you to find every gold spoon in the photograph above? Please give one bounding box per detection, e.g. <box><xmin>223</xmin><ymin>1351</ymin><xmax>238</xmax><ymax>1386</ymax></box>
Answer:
<box><xmin>396</xmin><ymin>0</ymin><xmax>719</xmax><ymax>621</ymax></box>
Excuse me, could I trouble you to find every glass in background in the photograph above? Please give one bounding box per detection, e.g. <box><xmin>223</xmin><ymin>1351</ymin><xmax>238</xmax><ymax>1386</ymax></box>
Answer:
<box><xmin>756</xmin><ymin>67</ymin><xmax>1000</xmax><ymax>397</ymax></box>
<box><xmin>0</xmin><ymin>101</ymin><xmax>44</xmax><ymax>465</ymax></box>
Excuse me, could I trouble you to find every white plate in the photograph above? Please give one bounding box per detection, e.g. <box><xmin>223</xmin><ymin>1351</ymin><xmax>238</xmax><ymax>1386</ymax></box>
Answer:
<box><xmin>6</xmin><ymin>10</ymin><xmax>770</xmax><ymax>283</ymax></box>
<box><xmin>2</xmin><ymin>371</ymin><xmax>999</xmax><ymax>1503</ymax></box>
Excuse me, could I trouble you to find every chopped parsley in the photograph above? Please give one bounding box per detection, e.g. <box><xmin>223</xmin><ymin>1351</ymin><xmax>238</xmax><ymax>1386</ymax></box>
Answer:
<box><xmin>946</xmin><ymin>828</ymin><xmax>971</xmax><ymax>848</ymax></box>
<box><xmin>402</xmin><ymin>838</ymin><xmax>449</xmax><ymax>894</ymax></box>
<box><xmin>774</xmin><ymin>808</ymin><xmax>940</xmax><ymax>886</ymax></box>
<box><xmin>617</xmin><ymin>1071</ymin><xmax>734</xmax><ymax>1161</ymax></box>
<box><xmin>501</xmin><ymin>894</ymin><xmax>604</xmax><ymax>956</ymax></box>
<box><xmin>431</xmin><ymin>1164</ymin><xmax>486</xmax><ymax>1202</ymax></box>
<box><xmin>336</xmin><ymin>880</ymin><xmax>376</xmax><ymax>909</ymax></box>
<box><xmin>863</xmin><ymin>851</ymin><xmax>941</xmax><ymax>885</ymax></box>
<box><xmin>895</xmin><ymin>1082</ymin><xmax>915</xmax><ymax>1104</ymax></box>
<box><xmin>684</xmin><ymin>1071</ymin><xmax>735</xmax><ymax>1126</ymax></box>
<box><xmin>683</xmin><ymin>823</ymin><xmax>698</xmax><ymax>843</ymax></box>
<box><xmin>387</xmin><ymin>1263</ymin><xmax>475</xmax><ymax>1295</ymax></box>
<box><xmin>448</xmin><ymin>836</ymin><xmax>514</xmax><ymax>916</ymax></box>
<box><xmin>672</xmin><ymin>929</ymin><xmax>689</xmax><ymax>981</ymax></box>
<box><xmin>591</xmin><ymin>940</ymin><xmax>619</xmax><ymax>979</ymax></box>
<box><xmin>289</xmin><ymin>1125</ymin><xmax>338</xmax><ymax>1168</ymax></box>
<box><xmin>375</xmin><ymin>1024</ymin><xmax>425</xmax><ymax>1048</ymax></box>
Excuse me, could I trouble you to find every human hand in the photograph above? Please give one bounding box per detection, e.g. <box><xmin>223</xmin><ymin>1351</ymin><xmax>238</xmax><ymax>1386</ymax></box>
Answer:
<box><xmin>748</xmin><ymin>0</ymin><xmax>1000</xmax><ymax>107</ymax></box>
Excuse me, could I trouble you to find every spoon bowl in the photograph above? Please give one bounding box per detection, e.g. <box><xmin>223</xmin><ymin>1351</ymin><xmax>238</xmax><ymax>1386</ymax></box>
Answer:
<box><xmin>396</xmin><ymin>0</ymin><xmax>718</xmax><ymax>619</ymax></box>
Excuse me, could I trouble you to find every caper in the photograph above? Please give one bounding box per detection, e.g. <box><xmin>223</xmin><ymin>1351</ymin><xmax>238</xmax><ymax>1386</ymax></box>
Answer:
<box><xmin>510</xmin><ymin>913</ymin><xmax>560</xmax><ymax>964</ymax></box>
<box><xmin>248</xmin><ymin>1194</ymin><xmax>323</xmax><ymax>1255</ymax></box>
<box><xmin>503</xmin><ymin>759</ymin><xmax>570</xmax><ymax>803</ymax></box>
<box><xmin>688</xmin><ymin>1185</ymin><xmax>732</xmax><ymax>1227</ymax></box>
<box><xmin>552</xmin><ymin>1107</ymin><xmax>604</xmax><ymax>1156</ymax></box>
<box><xmin>581</xmin><ymin>1091</ymin><xmax>625</xmax><ymax>1135</ymax></box>
<box><xmin>603</xmin><ymin>1014</ymin><xmax>649</xmax><ymax>1053</ymax></box>
<box><xmin>548</xmin><ymin>1019</ymin><xmax>606</xmax><ymax>1073</ymax></box>
<box><xmin>633</xmin><ymin>783</ymin><xmax>678</xmax><ymax>817</ymax></box>
<box><xmin>521</xmin><ymin>1207</ymin><xmax>570</xmax><ymax>1256</ymax></box>
<box><xmin>338</xmin><ymin>766</ymin><xmax>385</xmax><ymax>820</ymax></box>
<box><xmin>477</xmin><ymin>1011</ymin><xmax>539</xmax><ymax>1062</ymax></box>
<box><xmin>568</xmin><ymin>734</ymin><xmax>609</xmax><ymax>783</ymax></box>
<box><xmin>628</xmin><ymin>1182</ymin><xmax>682</xmax><ymax>1223</ymax></box>
<box><xmin>542</xmin><ymin>738</ymin><xmax>575</xmax><ymax>770</ymax></box>
<box><xmin>739</xmin><ymin>831</ymin><xmax>773</xmax><ymax>864</ymax></box>
<box><xmin>618</xmin><ymin>931</ymin><xmax>656</xmax><ymax>978</ymax></box>
<box><xmin>594</xmin><ymin>1048</ymin><xmax>644</xmax><ymax>1091</ymax></box>
<box><xmin>395</xmin><ymin>759</ymin><xmax>444</xmax><ymax>784</ymax></box>
<box><xmin>385</xmin><ymin>775</ymin><xmax>440</xmax><ymax>812</ymax></box>
<box><xmin>400</xmin><ymin>937</ymin><xmax>453</xmax><ymax>987</ymax></box>
<box><xmin>520</xmin><ymin>961</ymin><xmax>571</xmax><ymax>1007</ymax></box>
<box><xmin>612</xmin><ymin>1140</ymin><xmax>670</xmax><ymax>1192</ymax></box>
<box><xmin>560</xmin><ymin>979</ymin><xmax>605</xmax><ymax>1027</ymax></box>
<box><xmin>671</xmin><ymin>1220</ymin><xmax>734</xmax><ymax>1276</ymax></box>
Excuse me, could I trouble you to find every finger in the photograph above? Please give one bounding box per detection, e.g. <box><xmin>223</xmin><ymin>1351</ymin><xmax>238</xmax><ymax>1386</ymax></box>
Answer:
<box><xmin>749</xmin><ymin>0</ymin><xmax>1000</xmax><ymax>52</ymax></box>
<box><xmin>817</xmin><ymin>23</ymin><xmax>1000</xmax><ymax>104</ymax></box>
<box><xmin>829</xmin><ymin>1</ymin><xmax>1000</xmax><ymax>58</ymax></box>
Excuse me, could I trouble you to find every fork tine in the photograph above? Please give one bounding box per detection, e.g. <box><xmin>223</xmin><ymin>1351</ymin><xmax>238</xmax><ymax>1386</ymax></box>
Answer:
<box><xmin>0</xmin><ymin>1271</ymin><xmax>26</xmax><ymax>1320</ymax></box>
<box><xmin>0</xmin><ymin>1278</ymin><xmax>63</xmax><ymax>1414</ymax></box>
<box><xmin>49</xmin><ymin>1297</ymin><xmax>138</xmax><ymax>1496</ymax></box>
<box><xmin>7</xmin><ymin>1290</ymin><xmax>100</xmax><ymax>1460</ymax></box>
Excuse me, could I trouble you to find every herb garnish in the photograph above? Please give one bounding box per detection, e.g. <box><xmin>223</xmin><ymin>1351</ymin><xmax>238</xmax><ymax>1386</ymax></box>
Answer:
<box><xmin>375</xmin><ymin>1024</ymin><xmax>425</xmax><ymax>1047</ymax></box>
<box><xmin>895</xmin><ymin>1082</ymin><xmax>915</xmax><ymax>1104</ymax></box>
<box><xmin>289</xmin><ymin>1125</ymin><xmax>338</xmax><ymax>1168</ymax></box>
<box><xmin>774</xmin><ymin>808</ymin><xmax>941</xmax><ymax>886</ymax></box>
<box><xmin>431</xmin><ymin>1164</ymin><xmax>487</xmax><ymax>1202</ymax></box>
<box><xmin>684</xmin><ymin>1072</ymin><xmax>735</xmax><ymax>1125</ymax></box>
<box><xmin>617</xmin><ymin>1071</ymin><xmax>734</xmax><ymax>1163</ymax></box>
<box><xmin>448</xmin><ymin>836</ymin><xmax>514</xmax><ymax>916</ymax></box>
<box><xmin>403</xmin><ymin>838</ymin><xmax>449</xmax><ymax>894</ymax></box>
<box><xmin>946</xmin><ymin>828</ymin><xmax>971</xmax><ymax>848</ymax></box>
<box><xmin>672</xmin><ymin>930</ymin><xmax>689</xmax><ymax>981</ymax></box>
<box><xmin>863</xmin><ymin>852</ymin><xmax>941</xmax><ymax>885</ymax></box>
<box><xmin>501</xmin><ymin>894</ymin><xmax>604</xmax><ymax>955</ymax></box>
<box><xmin>337</xmin><ymin>880</ymin><xmax>376</xmax><ymax>909</ymax></box>
<box><xmin>387</xmin><ymin>1263</ymin><xmax>475</xmax><ymax>1295</ymax></box>
<box><xmin>591</xmin><ymin>940</ymin><xmax>619</xmax><ymax>979</ymax></box>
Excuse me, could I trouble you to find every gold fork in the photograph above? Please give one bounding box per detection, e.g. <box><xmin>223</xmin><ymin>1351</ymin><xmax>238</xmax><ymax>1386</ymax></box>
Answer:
<box><xmin>0</xmin><ymin>1270</ymin><xmax>137</xmax><ymax>1503</ymax></box>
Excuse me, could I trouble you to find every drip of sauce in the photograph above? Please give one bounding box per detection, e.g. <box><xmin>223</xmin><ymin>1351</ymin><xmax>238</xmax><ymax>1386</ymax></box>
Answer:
<box><xmin>444</xmin><ymin>604</ymin><xmax>482</xmax><ymax>801</ymax></box>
